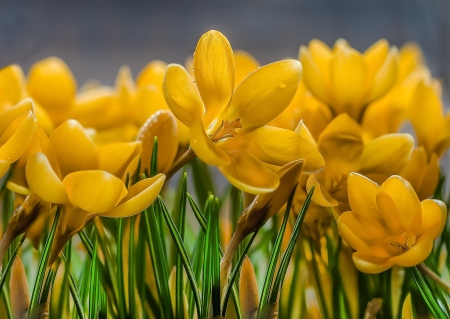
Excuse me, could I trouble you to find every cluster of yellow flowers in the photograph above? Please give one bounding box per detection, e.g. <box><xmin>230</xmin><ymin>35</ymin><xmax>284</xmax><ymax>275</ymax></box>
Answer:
<box><xmin>1</xmin><ymin>29</ymin><xmax>449</xmax><ymax>279</ymax></box>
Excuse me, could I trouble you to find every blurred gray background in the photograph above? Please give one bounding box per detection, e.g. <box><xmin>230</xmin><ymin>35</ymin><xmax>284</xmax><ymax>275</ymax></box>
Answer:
<box><xmin>1</xmin><ymin>0</ymin><xmax>449</xmax><ymax>101</ymax></box>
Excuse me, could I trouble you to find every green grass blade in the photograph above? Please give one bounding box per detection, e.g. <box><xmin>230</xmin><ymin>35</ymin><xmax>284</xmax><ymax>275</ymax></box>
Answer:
<box><xmin>79</xmin><ymin>230</ymin><xmax>94</xmax><ymax>258</ymax></box>
<box><xmin>258</xmin><ymin>187</ymin><xmax>296</xmax><ymax>313</ymax></box>
<box><xmin>151</xmin><ymin>136</ymin><xmax>158</xmax><ymax>177</ymax></box>
<box><xmin>188</xmin><ymin>223</ymin><xmax>205</xmax><ymax>319</ymax></box>
<box><xmin>61</xmin><ymin>253</ymin><xmax>87</xmax><ymax>319</ymax></box>
<box><xmin>158</xmin><ymin>196</ymin><xmax>202</xmax><ymax>319</ymax></box>
<box><xmin>191</xmin><ymin>158</ymin><xmax>215</xmax><ymax>207</ymax></box>
<box><xmin>29</xmin><ymin>206</ymin><xmax>61</xmax><ymax>313</ymax></box>
<box><xmin>268</xmin><ymin>186</ymin><xmax>314</xmax><ymax>305</ymax></box>
<box><xmin>1</xmin><ymin>284</ymin><xmax>12</xmax><ymax>319</ymax></box>
<box><xmin>145</xmin><ymin>284</ymin><xmax>163</xmax><ymax>319</ymax></box>
<box><xmin>212</xmin><ymin>198</ymin><xmax>221</xmax><ymax>317</ymax></box>
<box><xmin>410</xmin><ymin>266</ymin><xmax>448</xmax><ymax>319</ymax></box>
<box><xmin>89</xmin><ymin>235</ymin><xmax>100</xmax><ymax>319</ymax></box>
<box><xmin>0</xmin><ymin>235</ymin><xmax>26</xmax><ymax>292</ymax></box>
<box><xmin>143</xmin><ymin>205</ymin><xmax>174</xmax><ymax>319</ymax></box>
<box><xmin>129</xmin><ymin>216</ymin><xmax>137</xmax><ymax>319</ymax></box>
<box><xmin>176</xmin><ymin>173</ymin><xmax>188</xmax><ymax>319</ymax></box>
<box><xmin>202</xmin><ymin>197</ymin><xmax>214</xmax><ymax>319</ymax></box>
<box><xmin>116</xmin><ymin>218</ymin><xmax>127</xmax><ymax>318</ymax></box>
<box><xmin>221</xmin><ymin>231</ymin><xmax>258</xmax><ymax>317</ymax></box>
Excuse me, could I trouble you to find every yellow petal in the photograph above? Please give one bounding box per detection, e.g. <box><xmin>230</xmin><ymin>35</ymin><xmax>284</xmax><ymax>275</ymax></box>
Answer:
<box><xmin>136</xmin><ymin>111</ymin><xmax>178</xmax><ymax>174</ymax></box>
<box><xmin>234</xmin><ymin>50</ymin><xmax>259</xmax><ymax>86</ymax></box>
<box><xmin>163</xmin><ymin>64</ymin><xmax>204</xmax><ymax>128</ymax></box>
<box><xmin>419</xmin><ymin>199</ymin><xmax>447</xmax><ymax>239</ymax></box>
<box><xmin>190</xmin><ymin>120</ymin><xmax>230</xmax><ymax>167</ymax></box>
<box><xmin>218</xmin><ymin>151</ymin><xmax>279</xmax><ymax>194</ymax></box>
<box><xmin>308</xmin><ymin>39</ymin><xmax>332</xmax><ymax>78</ymax></box>
<box><xmin>239</xmin><ymin>256</ymin><xmax>259</xmax><ymax>319</ymax></box>
<box><xmin>0</xmin><ymin>65</ymin><xmax>26</xmax><ymax>109</ymax></box>
<box><xmin>9</xmin><ymin>257</ymin><xmax>30</xmax><ymax>319</ymax></box>
<box><xmin>226</xmin><ymin>60</ymin><xmax>302</xmax><ymax>129</ymax></box>
<box><xmin>0</xmin><ymin>160</ymin><xmax>10</xmax><ymax>179</ymax></box>
<box><xmin>376</xmin><ymin>176</ymin><xmax>422</xmax><ymax>234</ymax></box>
<box><xmin>294</xmin><ymin>120</ymin><xmax>317</xmax><ymax>147</ymax></box>
<box><xmin>27</xmin><ymin>57</ymin><xmax>76</xmax><ymax>113</ymax></box>
<box><xmin>352</xmin><ymin>251</ymin><xmax>392</xmax><ymax>274</ymax></box>
<box><xmin>133</xmin><ymin>85</ymin><xmax>168</xmax><ymax>125</ymax></box>
<box><xmin>338</xmin><ymin>213</ymin><xmax>375</xmax><ymax>252</ymax></box>
<box><xmin>363</xmin><ymin>39</ymin><xmax>389</xmax><ymax>79</ymax></box>
<box><xmin>365</xmin><ymin>47</ymin><xmax>399</xmax><ymax>104</ymax></box>
<box><xmin>299</xmin><ymin>46</ymin><xmax>331</xmax><ymax>105</ymax></box>
<box><xmin>115</xmin><ymin>65</ymin><xmax>136</xmax><ymax>108</ymax></box>
<box><xmin>98</xmin><ymin>142</ymin><xmax>141</xmax><ymax>178</ymax></box>
<box><xmin>356</xmin><ymin>134</ymin><xmax>414</xmax><ymax>177</ymax></box>
<box><xmin>136</xmin><ymin>60</ymin><xmax>167</xmax><ymax>90</ymax></box>
<box><xmin>102</xmin><ymin>174</ymin><xmax>165</xmax><ymax>218</ymax></box>
<box><xmin>401</xmin><ymin>294</ymin><xmax>413</xmax><ymax>319</ymax></box>
<box><xmin>220</xmin><ymin>126</ymin><xmax>323</xmax><ymax>173</ymax></box>
<box><xmin>0</xmin><ymin>111</ymin><xmax>35</xmax><ymax>163</ymax></box>
<box><xmin>318</xmin><ymin>114</ymin><xmax>364</xmax><ymax>177</ymax></box>
<box><xmin>0</xmin><ymin>98</ymin><xmax>34</xmax><ymax>137</ymax></box>
<box><xmin>63</xmin><ymin>170</ymin><xmax>127</xmax><ymax>213</ymax></box>
<box><xmin>26</xmin><ymin>152</ymin><xmax>69</xmax><ymax>204</ymax></box>
<box><xmin>193</xmin><ymin>30</ymin><xmax>234</xmax><ymax>123</ymax></box>
<box><xmin>330</xmin><ymin>45</ymin><xmax>366</xmax><ymax>117</ymax></box>
<box><xmin>389</xmin><ymin>233</ymin><xmax>434</xmax><ymax>267</ymax></box>
<box><xmin>347</xmin><ymin>173</ymin><xmax>382</xmax><ymax>223</ymax></box>
<box><xmin>49</xmin><ymin>120</ymin><xmax>98</xmax><ymax>176</ymax></box>
<box><xmin>306</xmin><ymin>174</ymin><xmax>338</xmax><ymax>207</ymax></box>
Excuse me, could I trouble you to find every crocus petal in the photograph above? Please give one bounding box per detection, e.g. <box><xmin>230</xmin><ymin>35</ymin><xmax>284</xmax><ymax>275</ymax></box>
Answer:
<box><xmin>330</xmin><ymin>45</ymin><xmax>366</xmax><ymax>117</ymax></box>
<box><xmin>239</xmin><ymin>256</ymin><xmax>259</xmax><ymax>319</ymax></box>
<box><xmin>27</xmin><ymin>57</ymin><xmax>76</xmax><ymax>113</ymax></box>
<box><xmin>376</xmin><ymin>176</ymin><xmax>422</xmax><ymax>234</ymax></box>
<box><xmin>63</xmin><ymin>170</ymin><xmax>127</xmax><ymax>213</ymax></box>
<box><xmin>226</xmin><ymin>60</ymin><xmax>302</xmax><ymax>129</ymax></box>
<box><xmin>220</xmin><ymin>126</ymin><xmax>324</xmax><ymax>173</ymax></box>
<box><xmin>0</xmin><ymin>65</ymin><xmax>26</xmax><ymax>108</ymax></box>
<box><xmin>347</xmin><ymin>173</ymin><xmax>383</xmax><ymax>223</ymax></box>
<box><xmin>0</xmin><ymin>111</ymin><xmax>35</xmax><ymax>163</ymax></box>
<box><xmin>136</xmin><ymin>60</ymin><xmax>167</xmax><ymax>90</ymax></box>
<box><xmin>306</xmin><ymin>174</ymin><xmax>338</xmax><ymax>207</ymax></box>
<box><xmin>102</xmin><ymin>174</ymin><xmax>165</xmax><ymax>218</ymax></box>
<box><xmin>0</xmin><ymin>98</ymin><xmax>34</xmax><ymax>137</ymax></box>
<box><xmin>339</xmin><ymin>212</ymin><xmax>379</xmax><ymax>252</ymax></box>
<box><xmin>133</xmin><ymin>86</ymin><xmax>168</xmax><ymax>125</ymax></box>
<box><xmin>352</xmin><ymin>251</ymin><xmax>393</xmax><ymax>274</ymax></box>
<box><xmin>137</xmin><ymin>111</ymin><xmax>178</xmax><ymax>174</ymax></box>
<box><xmin>49</xmin><ymin>120</ymin><xmax>98</xmax><ymax>176</ymax></box>
<box><xmin>365</xmin><ymin>47</ymin><xmax>399</xmax><ymax>103</ymax></box>
<box><xmin>363</xmin><ymin>39</ymin><xmax>389</xmax><ymax>79</ymax></box>
<box><xmin>389</xmin><ymin>234</ymin><xmax>434</xmax><ymax>267</ymax></box>
<box><xmin>356</xmin><ymin>133</ymin><xmax>414</xmax><ymax>177</ymax></box>
<box><xmin>25</xmin><ymin>152</ymin><xmax>69</xmax><ymax>204</ymax></box>
<box><xmin>219</xmin><ymin>151</ymin><xmax>279</xmax><ymax>194</ymax></box>
<box><xmin>299</xmin><ymin>46</ymin><xmax>331</xmax><ymax>105</ymax></box>
<box><xmin>234</xmin><ymin>50</ymin><xmax>259</xmax><ymax>86</ymax></box>
<box><xmin>98</xmin><ymin>142</ymin><xmax>141</xmax><ymax>178</ymax></box>
<box><xmin>163</xmin><ymin>64</ymin><xmax>205</xmax><ymax>128</ymax></box>
<box><xmin>190</xmin><ymin>120</ymin><xmax>230</xmax><ymax>167</ymax></box>
<box><xmin>308</xmin><ymin>39</ymin><xmax>332</xmax><ymax>78</ymax></box>
<box><xmin>419</xmin><ymin>199</ymin><xmax>447</xmax><ymax>239</ymax></box>
<box><xmin>0</xmin><ymin>160</ymin><xmax>10</xmax><ymax>179</ymax></box>
<box><xmin>193</xmin><ymin>30</ymin><xmax>235</xmax><ymax>123</ymax></box>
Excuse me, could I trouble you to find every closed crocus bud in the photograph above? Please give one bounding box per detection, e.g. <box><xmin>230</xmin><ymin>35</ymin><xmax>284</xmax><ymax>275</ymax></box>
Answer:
<box><xmin>10</xmin><ymin>257</ymin><xmax>30</xmax><ymax>319</ymax></box>
<box><xmin>239</xmin><ymin>256</ymin><xmax>259</xmax><ymax>319</ymax></box>
<box><xmin>136</xmin><ymin>110</ymin><xmax>178</xmax><ymax>175</ymax></box>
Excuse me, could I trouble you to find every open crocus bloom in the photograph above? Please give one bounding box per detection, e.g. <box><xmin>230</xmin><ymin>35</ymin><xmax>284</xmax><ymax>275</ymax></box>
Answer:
<box><xmin>338</xmin><ymin>173</ymin><xmax>447</xmax><ymax>273</ymax></box>
<box><xmin>300</xmin><ymin>39</ymin><xmax>399</xmax><ymax>121</ymax></box>
<box><xmin>25</xmin><ymin>119</ymin><xmax>165</xmax><ymax>263</ymax></box>
<box><xmin>305</xmin><ymin>114</ymin><xmax>414</xmax><ymax>214</ymax></box>
<box><xmin>164</xmin><ymin>30</ymin><xmax>324</xmax><ymax>194</ymax></box>
<box><xmin>0</xmin><ymin>99</ymin><xmax>36</xmax><ymax>178</ymax></box>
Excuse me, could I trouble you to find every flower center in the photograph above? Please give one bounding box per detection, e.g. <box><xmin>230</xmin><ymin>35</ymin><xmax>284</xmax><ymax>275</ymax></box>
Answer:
<box><xmin>209</xmin><ymin>119</ymin><xmax>242</xmax><ymax>142</ymax></box>
<box><xmin>385</xmin><ymin>230</ymin><xmax>416</xmax><ymax>256</ymax></box>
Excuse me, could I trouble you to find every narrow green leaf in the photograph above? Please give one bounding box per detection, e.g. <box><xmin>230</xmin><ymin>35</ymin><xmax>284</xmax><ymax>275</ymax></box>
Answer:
<box><xmin>145</xmin><ymin>284</ymin><xmax>163</xmax><ymax>319</ymax></box>
<box><xmin>151</xmin><ymin>136</ymin><xmax>158</xmax><ymax>177</ymax></box>
<box><xmin>1</xmin><ymin>284</ymin><xmax>12</xmax><ymax>319</ymax></box>
<box><xmin>410</xmin><ymin>266</ymin><xmax>448</xmax><ymax>319</ymax></box>
<box><xmin>0</xmin><ymin>235</ymin><xmax>26</xmax><ymax>292</ymax></box>
<box><xmin>269</xmin><ymin>186</ymin><xmax>314</xmax><ymax>305</ymax></box>
<box><xmin>116</xmin><ymin>218</ymin><xmax>127</xmax><ymax>318</ymax></box>
<box><xmin>202</xmin><ymin>196</ymin><xmax>214</xmax><ymax>319</ymax></box>
<box><xmin>143</xmin><ymin>205</ymin><xmax>174</xmax><ymax>319</ymax></box>
<box><xmin>79</xmin><ymin>230</ymin><xmax>94</xmax><ymax>259</ymax></box>
<box><xmin>212</xmin><ymin>198</ymin><xmax>221</xmax><ymax>317</ymax></box>
<box><xmin>62</xmin><ymin>253</ymin><xmax>87</xmax><ymax>319</ymax></box>
<box><xmin>29</xmin><ymin>206</ymin><xmax>61</xmax><ymax>313</ymax></box>
<box><xmin>0</xmin><ymin>163</ymin><xmax>14</xmax><ymax>193</ymax></box>
<box><xmin>309</xmin><ymin>239</ymin><xmax>330</xmax><ymax>319</ymax></box>
<box><xmin>89</xmin><ymin>235</ymin><xmax>100</xmax><ymax>319</ymax></box>
<box><xmin>129</xmin><ymin>216</ymin><xmax>137</xmax><ymax>319</ymax></box>
<box><xmin>191</xmin><ymin>158</ymin><xmax>215</xmax><ymax>207</ymax></box>
<box><xmin>221</xmin><ymin>231</ymin><xmax>259</xmax><ymax>317</ymax></box>
<box><xmin>188</xmin><ymin>220</ymin><xmax>205</xmax><ymax>319</ymax></box>
<box><xmin>258</xmin><ymin>187</ymin><xmax>296</xmax><ymax>313</ymax></box>
<box><xmin>176</xmin><ymin>173</ymin><xmax>188</xmax><ymax>319</ymax></box>
<box><xmin>158</xmin><ymin>196</ymin><xmax>202</xmax><ymax>319</ymax></box>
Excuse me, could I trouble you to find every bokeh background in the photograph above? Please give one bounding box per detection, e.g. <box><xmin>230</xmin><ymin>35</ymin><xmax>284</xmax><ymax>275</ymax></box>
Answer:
<box><xmin>1</xmin><ymin>0</ymin><xmax>449</xmax><ymax>190</ymax></box>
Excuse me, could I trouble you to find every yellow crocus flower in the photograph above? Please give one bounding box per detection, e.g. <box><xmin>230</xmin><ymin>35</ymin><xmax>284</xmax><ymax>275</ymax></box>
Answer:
<box><xmin>0</xmin><ymin>99</ymin><xmax>36</xmax><ymax>178</ymax></box>
<box><xmin>164</xmin><ymin>30</ymin><xmax>324</xmax><ymax>194</ymax></box>
<box><xmin>300</xmin><ymin>39</ymin><xmax>399</xmax><ymax>121</ymax></box>
<box><xmin>305</xmin><ymin>114</ymin><xmax>414</xmax><ymax>214</ymax></box>
<box><xmin>338</xmin><ymin>173</ymin><xmax>447</xmax><ymax>273</ymax></box>
<box><xmin>24</xmin><ymin>119</ymin><xmax>165</xmax><ymax>263</ymax></box>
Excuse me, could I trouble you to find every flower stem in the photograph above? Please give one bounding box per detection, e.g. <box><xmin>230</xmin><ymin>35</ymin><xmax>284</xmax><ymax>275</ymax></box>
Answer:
<box><xmin>418</xmin><ymin>263</ymin><xmax>450</xmax><ymax>294</ymax></box>
<box><xmin>166</xmin><ymin>148</ymin><xmax>196</xmax><ymax>180</ymax></box>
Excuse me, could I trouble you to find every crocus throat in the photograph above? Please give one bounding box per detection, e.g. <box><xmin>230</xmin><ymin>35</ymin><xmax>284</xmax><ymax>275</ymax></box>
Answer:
<box><xmin>385</xmin><ymin>230</ymin><xmax>417</xmax><ymax>256</ymax></box>
<box><xmin>209</xmin><ymin>118</ymin><xmax>242</xmax><ymax>142</ymax></box>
